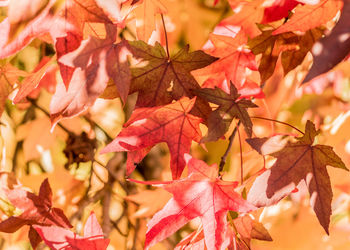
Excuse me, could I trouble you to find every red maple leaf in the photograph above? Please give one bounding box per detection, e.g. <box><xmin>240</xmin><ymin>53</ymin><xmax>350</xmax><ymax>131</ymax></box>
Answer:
<box><xmin>34</xmin><ymin>212</ymin><xmax>110</xmax><ymax>250</ymax></box>
<box><xmin>195</xmin><ymin>28</ymin><xmax>257</xmax><ymax>89</ymax></box>
<box><xmin>130</xmin><ymin>154</ymin><xmax>255</xmax><ymax>249</ymax></box>
<box><xmin>101</xmin><ymin>97</ymin><xmax>202</xmax><ymax>179</ymax></box>
<box><xmin>0</xmin><ymin>178</ymin><xmax>72</xmax><ymax>233</ymax></box>
<box><xmin>0</xmin><ymin>178</ymin><xmax>72</xmax><ymax>248</ymax></box>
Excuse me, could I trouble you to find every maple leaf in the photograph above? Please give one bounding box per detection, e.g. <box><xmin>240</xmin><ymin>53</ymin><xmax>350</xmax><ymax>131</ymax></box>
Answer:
<box><xmin>233</xmin><ymin>214</ymin><xmax>272</xmax><ymax>248</ymax></box>
<box><xmin>34</xmin><ymin>212</ymin><xmax>110</xmax><ymax>250</ymax></box>
<box><xmin>130</xmin><ymin>154</ymin><xmax>255</xmax><ymax>250</ymax></box>
<box><xmin>0</xmin><ymin>178</ymin><xmax>72</xmax><ymax>248</ymax></box>
<box><xmin>247</xmin><ymin>121</ymin><xmax>348</xmax><ymax>233</ymax></box>
<box><xmin>132</xmin><ymin>0</ymin><xmax>168</xmax><ymax>41</ymax></box>
<box><xmin>127</xmin><ymin>40</ymin><xmax>216</xmax><ymax>119</ymax></box>
<box><xmin>50</xmin><ymin>53</ymin><xmax>110</xmax><ymax>126</ymax></box>
<box><xmin>273</xmin><ymin>0</ymin><xmax>343</xmax><ymax>35</ymax></box>
<box><xmin>59</xmin><ymin>26</ymin><xmax>131</xmax><ymax>103</ymax></box>
<box><xmin>0</xmin><ymin>178</ymin><xmax>72</xmax><ymax>233</ymax></box>
<box><xmin>282</xmin><ymin>28</ymin><xmax>324</xmax><ymax>75</ymax></box>
<box><xmin>195</xmin><ymin>29</ymin><xmax>258</xmax><ymax>89</ymax></box>
<box><xmin>101</xmin><ymin>97</ymin><xmax>202</xmax><ymax>179</ymax></box>
<box><xmin>303</xmin><ymin>0</ymin><xmax>350</xmax><ymax>83</ymax></box>
<box><xmin>54</xmin><ymin>0</ymin><xmax>119</xmax><ymax>87</ymax></box>
<box><xmin>193</xmin><ymin>83</ymin><xmax>257</xmax><ymax>142</ymax></box>
<box><xmin>248</xmin><ymin>28</ymin><xmax>323</xmax><ymax>82</ymax></box>
<box><xmin>0</xmin><ymin>61</ymin><xmax>28</xmax><ymax>116</ymax></box>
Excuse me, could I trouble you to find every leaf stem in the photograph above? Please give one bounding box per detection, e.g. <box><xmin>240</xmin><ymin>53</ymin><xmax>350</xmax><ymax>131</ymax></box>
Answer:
<box><xmin>27</xmin><ymin>97</ymin><xmax>73</xmax><ymax>135</ymax></box>
<box><xmin>250</xmin><ymin>116</ymin><xmax>304</xmax><ymax>135</ymax></box>
<box><xmin>219</xmin><ymin>121</ymin><xmax>241</xmax><ymax>173</ymax></box>
<box><xmin>161</xmin><ymin>14</ymin><xmax>170</xmax><ymax>59</ymax></box>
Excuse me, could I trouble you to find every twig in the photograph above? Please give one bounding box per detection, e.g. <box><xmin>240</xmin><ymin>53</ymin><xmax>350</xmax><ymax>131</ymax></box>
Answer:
<box><xmin>101</xmin><ymin>153</ymin><xmax>125</xmax><ymax>236</ymax></box>
<box><xmin>110</xmin><ymin>219</ymin><xmax>128</xmax><ymax>237</ymax></box>
<box><xmin>161</xmin><ymin>14</ymin><xmax>170</xmax><ymax>58</ymax></box>
<box><xmin>250</xmin><ymin>116</ymin><xmax>304</xmax><ymax>134</ymax></box>
<box><xmin>102</xmin><ymin>183</ymin><xmax>112</xmax><ymax>236</ymax></box>
<box><xmin>27</xmin><ymin>97</ymin><xmax>73</xmax><ymax>135</ymax></box>
<box><xmin>237</xmin><ymin>123</ymin><xmax>243</xmax><ymax>184</ymax></box>
<box><xmin>219</xmin><ymin>121</ymin><xmax>241</xmax><ymax>173</ymax></box>
<box><xmin>83</xmin><ymin>115</ymin><xmax>113</xmax><ymax>142</ymax></box>
<box><xmin>131</xmin><ymin>218</ymin><xmax>140</xmax><ymax>250</ymax></box>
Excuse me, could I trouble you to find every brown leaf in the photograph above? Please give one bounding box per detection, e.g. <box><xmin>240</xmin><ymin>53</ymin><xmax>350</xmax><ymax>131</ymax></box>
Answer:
<box><xmin>128</xmin><ymin>40</ymin><xmax>217</xmax><ymax>120</ymax></box>
<box><xmin>234</xmin><ymin>215</ymin><xmax>272</xmax><ymax>243</ymax></box>
<box><xmin>249</xmin><ymin>28</ymin><xmax>323</xmax><ymax>82</ymax></box>
<box><xmin>282</xmin><ymin>28</ymin><xmax>324</xmax><ymax>75</ymax></box>
<box><xmin>193</xmin><ymin>83</ymin><xmax>257</xmax><ymax>142</ymax></box>
<box><xmin>247</xmin><ymin>120</ymin><xmax>348</xmax><ymax>234</ymax></box>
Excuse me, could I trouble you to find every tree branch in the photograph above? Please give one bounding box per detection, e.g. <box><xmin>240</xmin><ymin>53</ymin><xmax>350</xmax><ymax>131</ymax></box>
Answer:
<box><xmin>219</xmin><ymin>121</ymin><xmax>241</xmax><ymax>173</ymax></box>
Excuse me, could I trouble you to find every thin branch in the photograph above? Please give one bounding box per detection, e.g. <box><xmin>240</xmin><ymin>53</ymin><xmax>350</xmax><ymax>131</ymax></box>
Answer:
<box><xmin>250</xmin><ymin>116</ymin><xmax>304</xmax><ymax>134</ymax></box>
<box><xmin>83</xmin><ymin>115</ymin><xmax>113</xmax><ymax>142</ymax></box>
<box><xmin>27</xmin><ymin>98</ymin><xmax>73</xmax><ymax>135</ymax></box>
<box><xmin>131</xmin><ymin>218</ymin><xmax>140</xmax><ymax>250</ymax></box>
<box><xmin>102</xmin><ymin>184</ymin><xmax>112</xmax><ymax>236</ymax></box>
<box><xmin>219</xmin><ymin>121</ymin><xmax>241</xmax><ymax>173</ymax></box>
<box><xmin>91</xmin><ymin>161</ymin><xmax>107</xmax><ymax>184</ymax></box>
<box><xmin>110</xmin><ymin>219</ymin><xmax>128</xmax><ymax>237</ymax></box>
<box><xmin>161</xmin><ymin>14</ymin><xmax>170</xmax><ymax>58</ymax></box>
<box><xmin>120</xmin><ymin>25</ymin><xmax>136</xmax><ymax>40</ymax></box>
<box><xmin>237</xmin><ymin>123</ymin><xmax>243</xmax><ymax>185</ymax></box>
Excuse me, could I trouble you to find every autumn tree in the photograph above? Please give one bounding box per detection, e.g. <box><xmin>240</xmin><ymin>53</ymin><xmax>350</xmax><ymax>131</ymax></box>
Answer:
<box><xmin>0</xmin><ymin>0</ymin><xmax>349</xmax><ymax>249</ymax></box>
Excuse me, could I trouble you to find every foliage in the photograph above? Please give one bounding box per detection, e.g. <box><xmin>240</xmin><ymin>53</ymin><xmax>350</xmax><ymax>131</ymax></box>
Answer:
<box><xmin>0</xmin><ymin>0</ymin><xmax>350</xmax><ymax>249</ymax></box>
